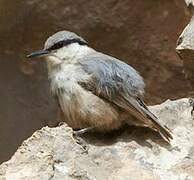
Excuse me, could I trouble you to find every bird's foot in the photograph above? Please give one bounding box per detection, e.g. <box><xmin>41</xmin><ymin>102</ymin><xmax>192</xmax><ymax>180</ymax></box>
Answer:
<box><xmin>73</xmin><ymin>127</ymin><xmax>94</xmax><ymax>154</ymax></box>
<box><xmin>58</xmin><ymin>122</ymin><xmax>66</xmax><ymax>126</ymax></box>
<box><xmin>73</xmin><ymin>127</ymin><xmax>94</xmax><ymax>136</ymax></box>
<box><xmin>73</xmin><ymin>135</ymin><xmax>89</xmax><ymax>154</ymax></box>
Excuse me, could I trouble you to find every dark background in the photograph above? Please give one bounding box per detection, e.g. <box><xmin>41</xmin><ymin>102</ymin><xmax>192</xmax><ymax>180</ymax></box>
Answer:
<box><xmin>0</xmin><ymin>0</ymin><xmax>191</xmax><ymax>163</ymax></box>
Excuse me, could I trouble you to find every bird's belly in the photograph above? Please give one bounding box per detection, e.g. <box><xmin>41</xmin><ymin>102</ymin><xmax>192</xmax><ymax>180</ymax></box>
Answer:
<box><xmin>56</xmin><ymin>82</ymin><xmax>123</xmax><ymax>131</ymax></box>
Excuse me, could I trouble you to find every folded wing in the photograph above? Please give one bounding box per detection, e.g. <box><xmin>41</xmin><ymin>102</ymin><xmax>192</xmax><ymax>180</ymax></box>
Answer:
<box><xmin>78</xmin><ymin>53</ymin><xmax>173</xmax><ymax>142</ymax></box>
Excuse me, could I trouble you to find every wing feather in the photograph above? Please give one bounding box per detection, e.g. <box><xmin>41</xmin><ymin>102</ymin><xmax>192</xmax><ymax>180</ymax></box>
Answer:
<box><xmin>78</xmin><ymin>52</ymin><xmax>172</xmax><ymax>142</ymax></box>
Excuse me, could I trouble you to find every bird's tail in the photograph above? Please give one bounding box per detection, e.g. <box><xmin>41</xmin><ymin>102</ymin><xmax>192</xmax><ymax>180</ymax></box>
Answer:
<box><xmin>135</xmin><ymin>98</ymin><xmax>173</xmax><ymax>143</ymax></box>
<box><xmin>144</xmin><ymin>111</ymin><xmax>173</xmax><ymax>143</ymax></box>
<box><xmin>121</xmin><ymin>96</ymin><xmax>173</xmax><ymax>143</ymax></box>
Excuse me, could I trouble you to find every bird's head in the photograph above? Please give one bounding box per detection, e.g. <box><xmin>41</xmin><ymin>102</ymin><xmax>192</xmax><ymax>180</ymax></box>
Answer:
<box><xmin>27</xmin><ymin>30</ymin><xmax>88</xmax><ymax>61</ymax></box>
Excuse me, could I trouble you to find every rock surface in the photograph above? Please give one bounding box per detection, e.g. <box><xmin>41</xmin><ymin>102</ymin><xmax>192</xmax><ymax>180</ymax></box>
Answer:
<box><xmin>176</xmin><ymin>17</ymin><xmax>194</xmax><ymax>86</ymax></box>
<box><xmin>185</xmin><ymin>0</ymin><xmax>194</xmax><ymax>7</ymax></box>
<box><xmin>0</xmin><ymin>98</ymin><xmax>194</xmax><ymax>180</ymax></box>
<box><xmin>176</xmin><ymin>0</ymin><xmax>194</xmax><ymax>88</ymax></box>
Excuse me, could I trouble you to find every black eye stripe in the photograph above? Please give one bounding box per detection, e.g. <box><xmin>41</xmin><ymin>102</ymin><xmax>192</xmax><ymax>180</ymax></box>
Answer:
<box><xmin>47</xmin><ymin>38</ymin><xmax>88</xmax><ymax>51</ymax></box>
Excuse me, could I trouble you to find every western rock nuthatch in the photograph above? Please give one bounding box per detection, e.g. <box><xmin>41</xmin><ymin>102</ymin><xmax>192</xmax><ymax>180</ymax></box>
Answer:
<box><xmin>27</xmin><ymin>30</ymin><xmax>172</xmax><ymax>142</ymax></box>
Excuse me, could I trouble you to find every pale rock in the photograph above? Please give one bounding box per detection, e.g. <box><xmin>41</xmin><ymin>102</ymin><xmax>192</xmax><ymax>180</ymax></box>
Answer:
<box><xmin>0</xmin><ymin>98</ymin><xmax>194</xmax><ymax>180</ymax></box>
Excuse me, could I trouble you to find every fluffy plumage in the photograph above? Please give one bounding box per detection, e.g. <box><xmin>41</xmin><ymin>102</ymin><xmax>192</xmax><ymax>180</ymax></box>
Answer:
<box><xmin>28</xmin><ymin>30</ymin><xmax>173</xmax><ymax>142</ymax></box>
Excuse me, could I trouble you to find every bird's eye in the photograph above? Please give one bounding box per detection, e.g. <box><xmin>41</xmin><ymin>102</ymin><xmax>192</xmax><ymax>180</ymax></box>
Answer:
<box><xmin>48</xmin><ymin>41</ymin><xmax>64</xmax><ymax>51</ymax></box>
<box><xmin>47</xmin><ymin>38</ymin><xmax>88</xmax><ymax>51</ymax></box>
<box><xmin>57</xmin><ymin>41</ymin><xmax>64</xmax><ymax>48</ymax></box>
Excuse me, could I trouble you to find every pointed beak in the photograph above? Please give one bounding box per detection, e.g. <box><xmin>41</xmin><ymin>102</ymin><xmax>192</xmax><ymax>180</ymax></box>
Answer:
<box><xmin>27</xmin><ymin>49</ymin><xmax>50</xmax><ymax>59</ymax></box>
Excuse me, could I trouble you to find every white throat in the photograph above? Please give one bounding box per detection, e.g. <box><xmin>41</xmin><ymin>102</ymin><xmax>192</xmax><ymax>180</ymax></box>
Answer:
<box><xmin>55</xmin><ymin>43</ymin><xmax>89</xmax><ymax>61</ymax></box>
<box><xmin>46</xmin><ymin>43</ymin><xmax>93</xmax><ymax>72</ymax></box>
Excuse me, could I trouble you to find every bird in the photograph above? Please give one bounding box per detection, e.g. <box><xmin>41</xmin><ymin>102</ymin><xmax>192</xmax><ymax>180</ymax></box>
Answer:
<box><xmin>27</xmin><ymin>30</ymin><xmax>173</xmax><ymax>143</ymax></box>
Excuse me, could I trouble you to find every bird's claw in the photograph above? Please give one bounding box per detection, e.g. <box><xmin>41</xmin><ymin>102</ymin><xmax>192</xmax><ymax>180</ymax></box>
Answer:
<box><xmin>73</xmin><ymin>127</ymin><xmax>94</xmax><ymax>136</ymax></box>
<box><xmin>58</xmin><ymin>122</ymin><xmax>66</xmax><ymax>126</ymax></box>
<box><xmin>73</xmin><ymin>131</ymin><xmax>89</xmax><ymax>154</ymax></box>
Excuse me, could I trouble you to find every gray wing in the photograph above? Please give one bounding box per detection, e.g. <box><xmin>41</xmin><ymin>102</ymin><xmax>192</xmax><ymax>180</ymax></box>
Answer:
<box><xmin>79</xmin><ymin>53</ymin><xmax>145</xmax><ymax>98</ymax></box>
<box><xmin>78</xmin><ymin>52</ymin><xmax>172</xmax><ymax>142</ymax></box>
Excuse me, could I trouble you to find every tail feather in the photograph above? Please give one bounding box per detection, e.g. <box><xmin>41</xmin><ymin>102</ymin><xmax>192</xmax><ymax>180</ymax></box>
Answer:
<box><xmin>118</xmin><ymin>96</ymin><xmax>173</xmax><ymax>143</ymax></box>
<box><xmin>147</xmin><ymin>114</ymin><xmax>173</xmax><ymax>143</ymax></box>
<box><xmin>136</xmin><ymin>98</ymin><xmax>173</xmax><ymax>143</ymax></box>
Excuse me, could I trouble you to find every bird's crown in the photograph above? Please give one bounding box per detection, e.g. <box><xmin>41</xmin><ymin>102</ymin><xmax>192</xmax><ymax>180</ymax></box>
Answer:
<box><xmin>44</xmin><ymin>30</ymin><xmax>88</xmax><ymax>51</ymax></box>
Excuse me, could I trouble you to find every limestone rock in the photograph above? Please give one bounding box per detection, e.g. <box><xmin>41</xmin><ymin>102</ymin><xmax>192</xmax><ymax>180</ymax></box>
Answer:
<box><xmin>0</xmin><ymin>98</ymin><xmax>194</xmax><ymax>180</ymax></box>
<box><xmin>185</xmin><ymin>0</ymin><xmax>194</xmax><ymax>7</ymax></box>
<box><xmin>176</xmin><ymin>16</ymin><xmax>194</xmax><ymax>86</ymax></box>
<box><xmin>176</xmin><ymin>0</ymin><xmax>194</xmax><ymax>88</ymax></box>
